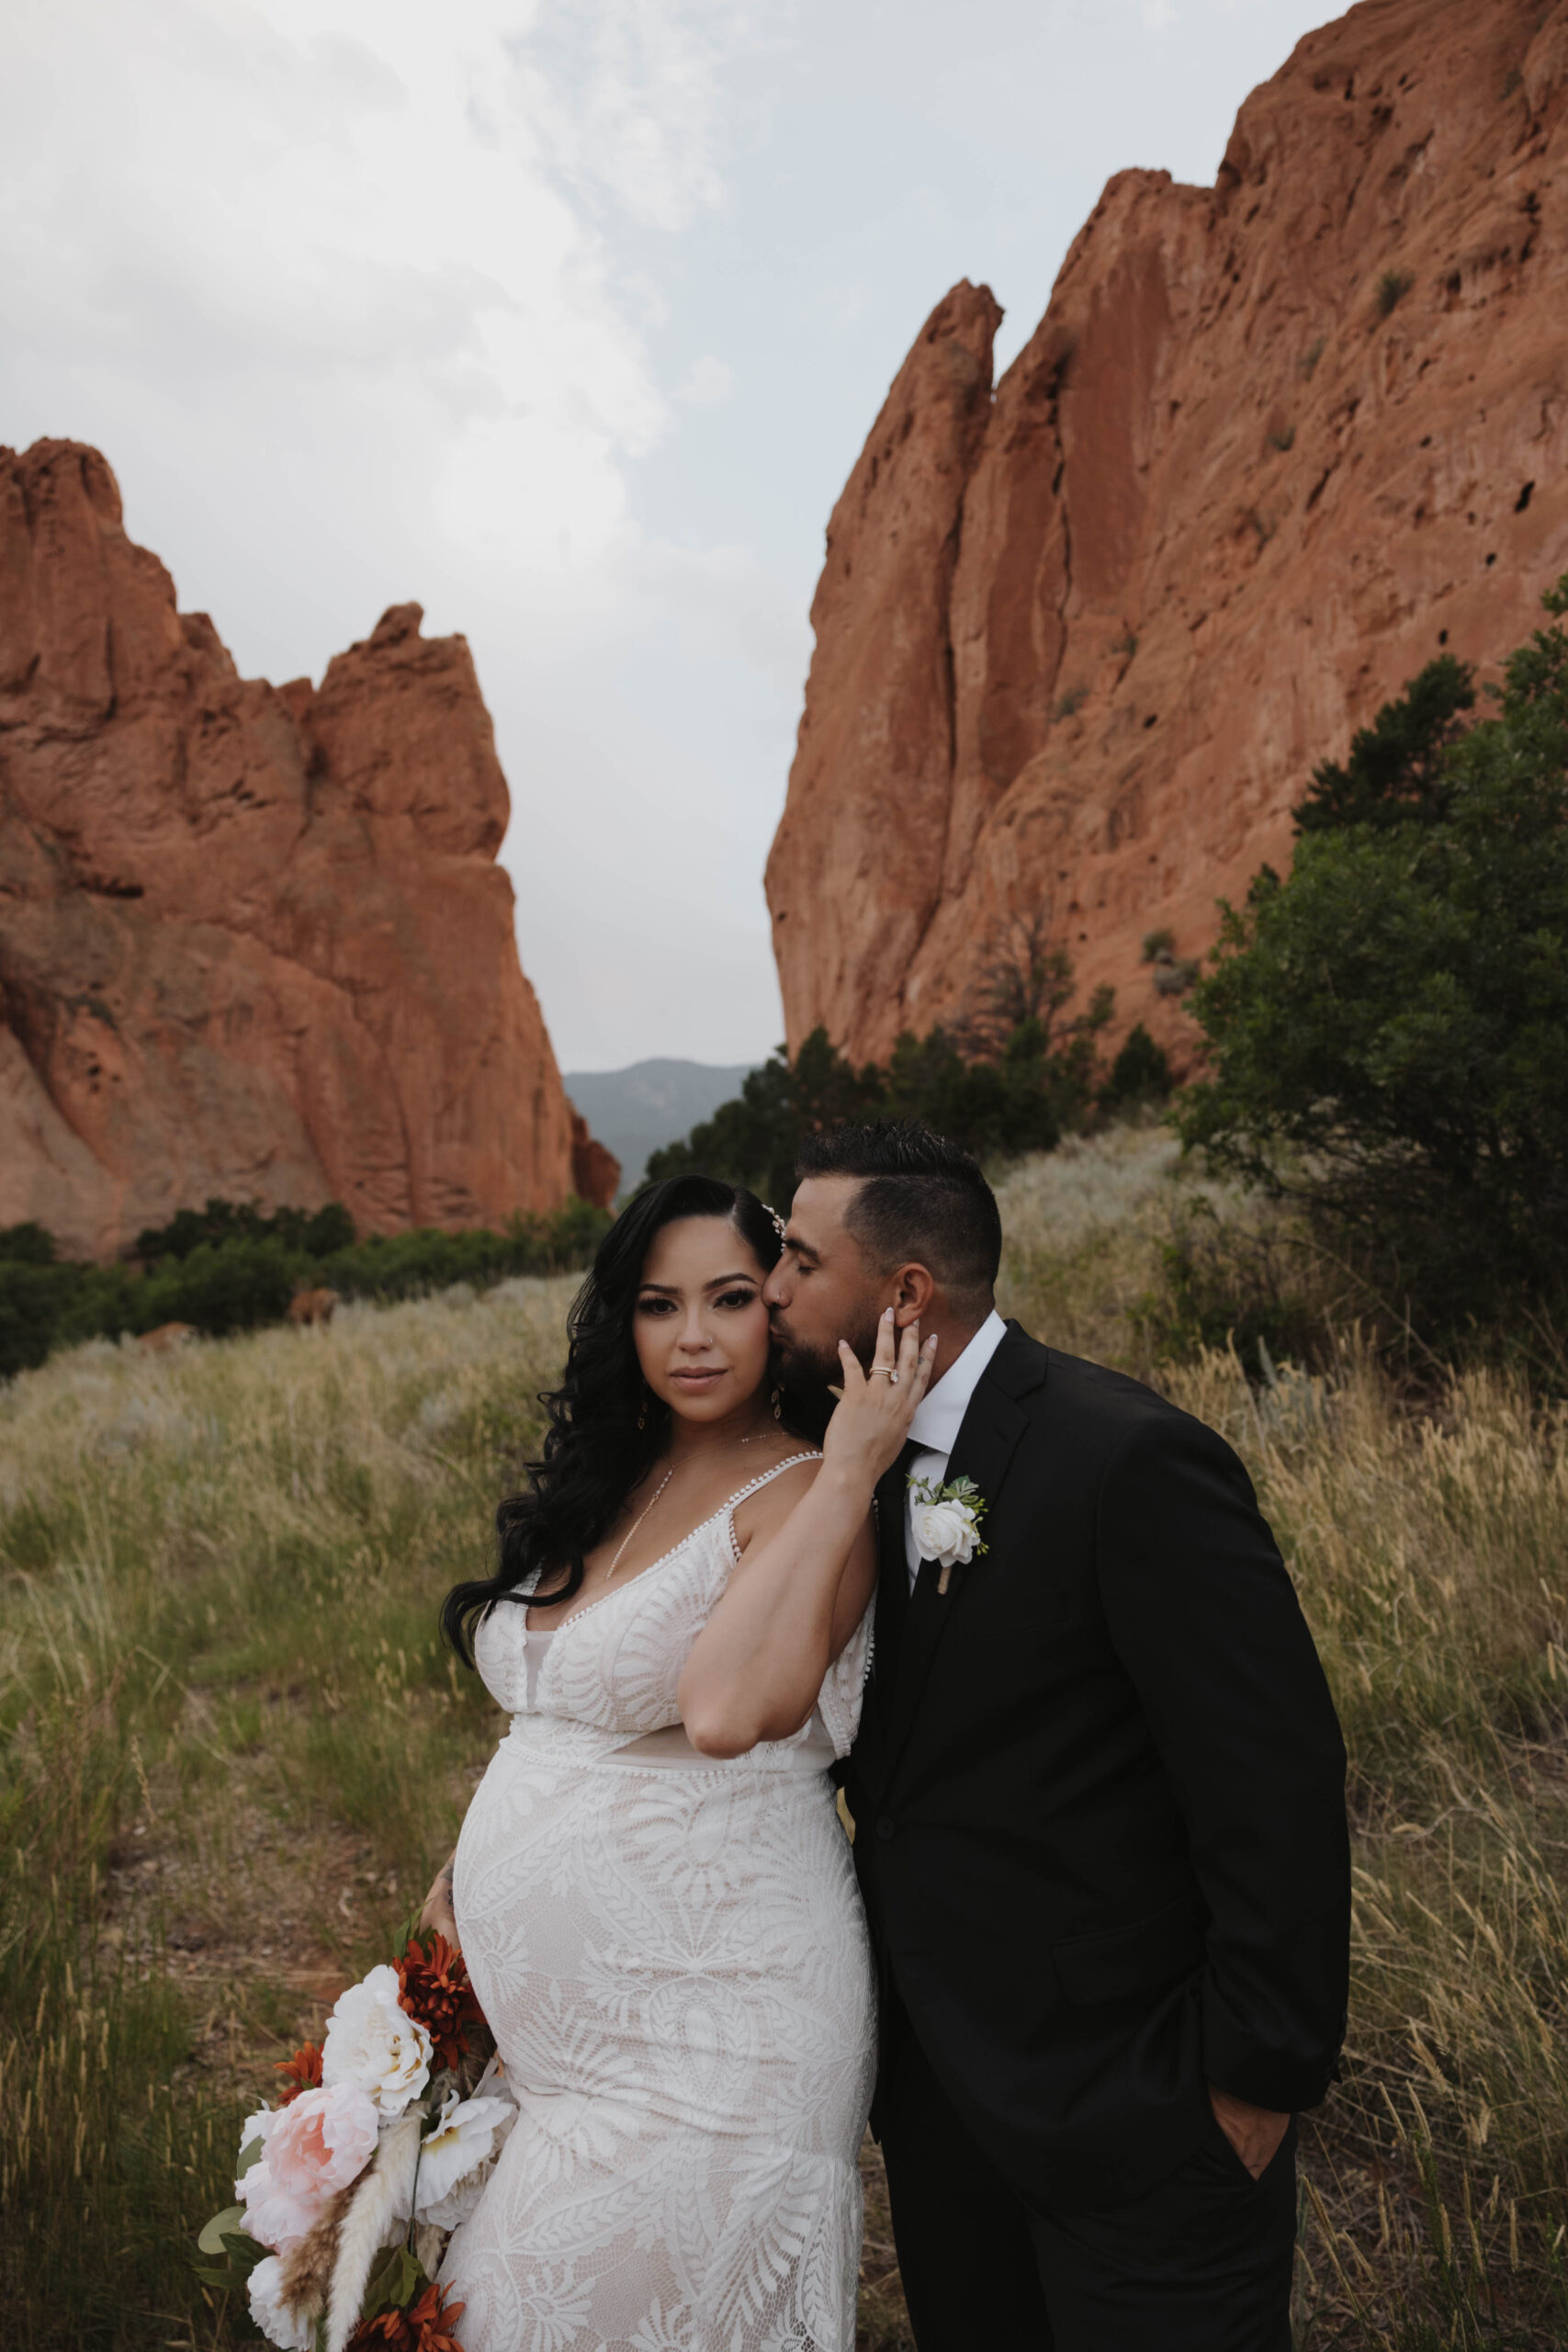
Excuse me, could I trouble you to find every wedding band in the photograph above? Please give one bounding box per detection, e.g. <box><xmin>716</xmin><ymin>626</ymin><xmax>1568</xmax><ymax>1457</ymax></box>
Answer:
<box><xmin>870</xmin><ymin>1366</ymin><xmax>893</xmax><ymax>1378</ymax></box>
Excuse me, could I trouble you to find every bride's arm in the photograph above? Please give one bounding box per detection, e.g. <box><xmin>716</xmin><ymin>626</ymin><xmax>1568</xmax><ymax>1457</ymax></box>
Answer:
<box><xmin>678</xmin><ymin>1310</ymin><xmax>936</xmax><ymax>1757</ymax></box>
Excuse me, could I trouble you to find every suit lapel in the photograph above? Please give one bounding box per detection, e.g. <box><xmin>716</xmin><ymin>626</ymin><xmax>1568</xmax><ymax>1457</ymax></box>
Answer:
<box><xmin>880</xmin><ymin>1326</ymin><xmax>1043</xmax><ymax>1777</ymax></box>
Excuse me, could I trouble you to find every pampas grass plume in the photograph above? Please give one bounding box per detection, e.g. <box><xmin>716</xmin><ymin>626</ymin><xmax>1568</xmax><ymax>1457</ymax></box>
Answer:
<box><xmin>325</xmin><ymin>2113</ymin><xmax>423</xmax><ymax>2352</ymax></box>
<box><xmin>278</xmin><ymin>2180</ymin><xmax>357</xmax><ymax>2324</ymax></box>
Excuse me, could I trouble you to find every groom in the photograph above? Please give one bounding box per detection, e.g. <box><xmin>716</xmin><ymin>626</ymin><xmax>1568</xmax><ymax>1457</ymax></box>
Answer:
<box><xmin>763</xmin><ymin>1119</ymin><xmax>1349</xmax><ymax>2350</ymax></box>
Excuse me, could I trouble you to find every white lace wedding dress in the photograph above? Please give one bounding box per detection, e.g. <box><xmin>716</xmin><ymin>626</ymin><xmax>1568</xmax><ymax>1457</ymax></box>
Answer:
<box><xmin>441</xmin><ymin>1454</ymin><xmax>876</xmax><ymax>2352</ymax></box>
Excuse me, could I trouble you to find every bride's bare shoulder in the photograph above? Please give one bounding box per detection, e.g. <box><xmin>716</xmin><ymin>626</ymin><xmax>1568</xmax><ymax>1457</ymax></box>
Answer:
<box><xmin>729</xmin><ymin>1442</ymin><xmax>827</xmax><ymax>1543</ymax></box>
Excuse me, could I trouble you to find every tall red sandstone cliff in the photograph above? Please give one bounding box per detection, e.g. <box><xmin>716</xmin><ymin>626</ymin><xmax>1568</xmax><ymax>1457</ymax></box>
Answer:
<box><xmin>767</xmin><ymin>0</ymin><xmax>1568</xmax><ymax>1068</ymax></box>
<box><xmin>0</xmin><ymin>440</ymin><xmax>616</xmax><ymax>1259</ymax></box>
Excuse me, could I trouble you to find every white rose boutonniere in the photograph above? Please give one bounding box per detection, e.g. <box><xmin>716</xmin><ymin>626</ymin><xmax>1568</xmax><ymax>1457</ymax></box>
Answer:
<box><xmin>908</xmin><ymin>1473</ymin><xmax>989</xmax><ymax>1594</ymax></box>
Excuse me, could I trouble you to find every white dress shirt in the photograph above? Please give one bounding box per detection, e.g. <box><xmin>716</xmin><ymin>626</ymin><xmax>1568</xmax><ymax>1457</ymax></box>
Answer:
<box><xmin>902</xmin><ymin>1308</ymin><xmax>1009</xmax><ymax>1588</ymax></box>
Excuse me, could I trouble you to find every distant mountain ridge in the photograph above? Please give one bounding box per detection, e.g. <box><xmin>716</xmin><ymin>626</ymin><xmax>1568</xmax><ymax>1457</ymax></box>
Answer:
<box><xmin>564</xmin><ymin>1059</ymin><xmax>757</xmax><ymax>1193</ymax></box>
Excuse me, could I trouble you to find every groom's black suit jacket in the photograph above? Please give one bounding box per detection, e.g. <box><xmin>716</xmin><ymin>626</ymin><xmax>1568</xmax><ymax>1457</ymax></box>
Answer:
<box><xmin>843</xmin><ymin>1322</ymin><xmax>1350</xmax><ymax>2211</ymax></box>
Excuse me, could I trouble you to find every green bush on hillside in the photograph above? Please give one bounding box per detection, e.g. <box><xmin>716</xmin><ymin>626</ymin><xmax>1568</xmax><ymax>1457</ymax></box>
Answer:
<box><xmin>0</xmin><ymin>1196</ymin><xmax>612</xmax><ymax>1380</ymax></box>
<box><xmin>1177</xmin><ymin>579</ymin><xmax>1568</xmax><ymax>1351</ymax></box>
<box><xmin>1098</xmin><ymin>1022</ymin><xmax>1172</xmax><ymax>1117</ymax></box>
<box><xmin>134</xmin><ymin>1197</ymin><xmax>357</xmax><ymax>1262</ymax></box>
<box><xmin>648</xmin><ymin>945</ymin><xmax>1122</xmax><ymax>1201</ymax></box>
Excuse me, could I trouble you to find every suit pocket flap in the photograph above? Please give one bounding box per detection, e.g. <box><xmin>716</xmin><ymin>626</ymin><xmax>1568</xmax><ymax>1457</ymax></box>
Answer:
<box><xmin>1051</xmin><ymin>1893</ymin><xmax>1207</xmax><ymax>2007</ymax></box>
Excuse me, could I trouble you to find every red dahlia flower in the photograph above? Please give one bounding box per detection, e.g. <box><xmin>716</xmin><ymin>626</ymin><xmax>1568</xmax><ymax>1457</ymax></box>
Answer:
<box><xmin>274</xmin><ymin>2041</ymin><xmax>324</xmax><ymax>2103</ymax></box>
<box><xmin>395</xmin><ymin>1934</ymin><xmax>487</xmax><ymax>2072</ymax></box>
<box><xmin>348</xmin><ymin>2282</ymin><xmax>467</xmax><ymax>2351</ymax></box>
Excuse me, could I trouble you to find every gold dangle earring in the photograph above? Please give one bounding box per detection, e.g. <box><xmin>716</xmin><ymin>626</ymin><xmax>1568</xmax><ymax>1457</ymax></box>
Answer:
<box><xmin>771</xmin><ymin>1385</ymin><xmax>783</xmax><ymax>1422</ymax></box>
<box><xmin>637</xmin><ymin>1389</ymin><xmax>649</xmax><ymax>1431</ymax></box>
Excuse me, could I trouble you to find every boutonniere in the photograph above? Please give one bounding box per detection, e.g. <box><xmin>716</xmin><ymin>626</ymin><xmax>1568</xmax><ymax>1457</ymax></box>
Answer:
<box><xmin>908</xmin><ymin>1473</ymin><xmax>989</xmax><ymax>1595</ymax></box>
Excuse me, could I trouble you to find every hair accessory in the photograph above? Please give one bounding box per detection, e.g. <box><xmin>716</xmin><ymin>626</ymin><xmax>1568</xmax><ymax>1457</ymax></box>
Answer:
<box><xmin>763</xmin><ymin>1204</ymin><xmax>787</xmax><ymax>1243</ymax></box>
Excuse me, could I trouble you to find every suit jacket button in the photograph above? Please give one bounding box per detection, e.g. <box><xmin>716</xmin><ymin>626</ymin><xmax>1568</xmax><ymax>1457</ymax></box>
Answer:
<box><xmin>875</xmin><ymin>1815</ymin><xmax>896</xmax><ymax>1840</ymax></box>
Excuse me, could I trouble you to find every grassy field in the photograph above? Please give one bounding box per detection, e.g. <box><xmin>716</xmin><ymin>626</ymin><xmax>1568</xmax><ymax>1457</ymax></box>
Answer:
<box><xmin>4</xmin><ymin>1131</ymin><xmax>1567</xmax><ymax>2348</ymax></box>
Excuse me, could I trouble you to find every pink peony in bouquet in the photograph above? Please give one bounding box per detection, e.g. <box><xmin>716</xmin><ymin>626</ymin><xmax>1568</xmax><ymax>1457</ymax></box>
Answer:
<box><xmin>195</xmin><ymin>1934</ymin><xmax>511</xmax><ymax>2352</ymax></box>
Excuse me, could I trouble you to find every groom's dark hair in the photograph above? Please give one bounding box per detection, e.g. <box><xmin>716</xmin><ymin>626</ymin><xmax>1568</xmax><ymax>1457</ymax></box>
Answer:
<box><xmin>795</xmin><ymin>1120</ymin><xmax>1001</xmax><ymax>1314</ymax></box>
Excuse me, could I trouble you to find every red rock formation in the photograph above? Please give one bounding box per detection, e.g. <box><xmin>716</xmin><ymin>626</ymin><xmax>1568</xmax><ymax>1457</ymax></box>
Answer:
<box><xmin>570</xmin><ymin>1110</ymin><xmax>623</xmax><ymax>1210</ymax></box>
<box><xmin>0</xmin><ymin>440</ymin><xmax>616</xmax><ymax>1257</ymax></box>
<box><xmin>767</xmin><ymin>0</ymin><xmax>1568</xmax><ymax>1071</ymax></box>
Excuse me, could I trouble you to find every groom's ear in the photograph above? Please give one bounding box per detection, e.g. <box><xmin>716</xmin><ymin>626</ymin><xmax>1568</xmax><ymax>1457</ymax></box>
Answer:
<box><xmin>890</xmin><ymin>1263</ymin><xmax>937</xmax><ymax>1325</ymax></box>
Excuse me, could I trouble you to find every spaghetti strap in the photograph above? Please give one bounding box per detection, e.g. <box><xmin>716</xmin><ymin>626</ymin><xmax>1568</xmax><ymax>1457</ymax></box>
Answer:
<box><xmin>535</xmin><ymin>1453</ymin><xmax>826</xmax><ymax>1636</ymax></box>
<box><xmin>723</xmin><ymin>1451</ymin><xmax>822</xmax><ymax>1514</ymax></box>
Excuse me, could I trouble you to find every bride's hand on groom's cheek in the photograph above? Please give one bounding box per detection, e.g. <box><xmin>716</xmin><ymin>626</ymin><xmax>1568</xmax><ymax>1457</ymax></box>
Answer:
<box><xmin>822</xmin><ymin>1308</ymin><xmax>938</xmax><ymax>1485</ymax></box>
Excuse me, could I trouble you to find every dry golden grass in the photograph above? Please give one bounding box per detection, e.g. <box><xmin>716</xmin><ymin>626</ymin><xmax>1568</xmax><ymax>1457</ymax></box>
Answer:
<box><xmin>4</xmin><ymin>1142</ymin><xmax>1566</xmax><ymax>2347</ymax></box>
<box><xmin>0</xmin><ymin>1280</ymin><xmax>575</xmax><ymax>2347</ymax></box>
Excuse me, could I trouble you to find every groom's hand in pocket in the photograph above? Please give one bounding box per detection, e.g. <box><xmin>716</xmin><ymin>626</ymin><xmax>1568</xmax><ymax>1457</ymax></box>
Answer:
<box><xmin>1208</xmin><ymin>2084</ymin><xmax>1292</xmax><ymax>2178</ymax></box>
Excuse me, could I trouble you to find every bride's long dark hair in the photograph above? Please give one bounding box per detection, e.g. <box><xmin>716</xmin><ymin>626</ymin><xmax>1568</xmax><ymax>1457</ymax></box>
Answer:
<box><xmin>441</xmin><ymin>1175</ymin><xmax>801</xmax><ymax>1668</ymax></box>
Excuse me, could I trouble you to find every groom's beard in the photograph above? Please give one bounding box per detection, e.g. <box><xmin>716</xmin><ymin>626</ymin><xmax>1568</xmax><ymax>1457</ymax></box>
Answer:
<box><xmin>769</xmin><ymin>1306</ymin><xmax>884</xmax><ymax>1403</ymax></box>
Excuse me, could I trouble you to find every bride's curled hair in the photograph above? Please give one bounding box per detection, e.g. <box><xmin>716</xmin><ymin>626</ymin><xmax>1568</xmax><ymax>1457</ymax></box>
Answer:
<box><xmin>441</xmin><ymin>1175</ymin><xmax>793</xmax><ymax>1667</ymax></box>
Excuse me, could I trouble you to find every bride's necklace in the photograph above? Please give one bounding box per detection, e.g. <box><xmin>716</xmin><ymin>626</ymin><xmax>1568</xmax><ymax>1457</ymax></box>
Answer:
<box><xmin>604</xmin><ymin>1423</ymin><xmax>773</xmax><ymax>1581</ymax></box>
<box><xmin>605</xmin><ymin>1466</ymin><xmax>674</xmax><ymax>1581</ymax></box>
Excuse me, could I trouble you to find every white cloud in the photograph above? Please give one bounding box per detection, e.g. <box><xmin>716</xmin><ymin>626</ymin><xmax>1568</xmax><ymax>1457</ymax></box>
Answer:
<box><xmin>677</xmin><ymin>355</ymin><xmax>735</xmax><ymax>405</ymax></box>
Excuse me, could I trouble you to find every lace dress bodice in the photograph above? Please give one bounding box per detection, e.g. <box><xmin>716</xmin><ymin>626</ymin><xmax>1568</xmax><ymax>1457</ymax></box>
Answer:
<box><xmin>472</xmin><ymin>1453</ymin><xmax>870</xmax><ymax>1763</ymax></box>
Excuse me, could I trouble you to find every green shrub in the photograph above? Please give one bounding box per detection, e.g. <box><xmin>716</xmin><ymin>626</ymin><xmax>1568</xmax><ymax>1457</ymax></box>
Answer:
<box><xmin>134</xmin><ymin>1196</ymin><xmax>355</xmax><ymax>1262</ymax></box>
<box><xmin>1098</xmin><ymin>1022</ymin><xmax>1171</xmax><ymax>1115</ymax></box>
<box><xmin>1177</xmin><ymin>580</ymin><xmax>1568</xmax><ymax>1353</ymax></box>
<box><xmin>648</xmin><ymin>975</ymin><xmax>1115</xmax><ymax>1198</ymax></box>
<box><xmin>647</xmin><ymin>1029</ymin><xmax>883</xmax><ymax>1204</ymax></box>
<box><xmin>1134</xmin><ymin>1194</ymin><xmax>1324</xmax><ymax>1372</ymax></box>
<box><xmin>1293</xmin><ymin>651</ymin><xmax>1474</xmax><ymax>832</ymax></box>
<box><xmin>0</xmin><ymin>1197</ymin><xmax>612</xmax><ymax>1379</ymax></box>
<box><xmin>0</xmin><ymin>1260</ymin><xmax>81</xmax><ymax>1380</ymax></box>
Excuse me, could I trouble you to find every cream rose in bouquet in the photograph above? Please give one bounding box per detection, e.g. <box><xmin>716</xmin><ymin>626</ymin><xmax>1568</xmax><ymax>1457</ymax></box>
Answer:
<box><xmin>194</xmin><ymin>1933</ymin><xmax>511</xmax><ymax>2352</ymax></box>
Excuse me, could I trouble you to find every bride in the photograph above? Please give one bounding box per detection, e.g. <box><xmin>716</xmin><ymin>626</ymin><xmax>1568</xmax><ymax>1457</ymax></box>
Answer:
<box><xmin>421</xmin><ymin>1172</ymin><xmax>935</xmax><ymax>2352</ymax></box>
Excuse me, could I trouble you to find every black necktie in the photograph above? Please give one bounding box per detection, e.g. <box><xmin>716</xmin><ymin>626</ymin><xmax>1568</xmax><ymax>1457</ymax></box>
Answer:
<box><xmin>895</xmin><ymin>1434</ymin><xmax>925</xmax><ymax>1565</ymax></box>
<box><xmin>874</xmin><ymin>1440</ymin><xmax>924</xmax><ymax>1678</ymax></box>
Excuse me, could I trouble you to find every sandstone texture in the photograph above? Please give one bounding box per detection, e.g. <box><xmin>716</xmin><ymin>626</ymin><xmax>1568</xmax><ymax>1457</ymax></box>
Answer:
<box><xmin>0</xmin><ymin>441</ymin><xmax>616</xmax><ymax>1259</ymax></box>
<box><xmin>766</xmin><ymin>0</ymin><xmax>1568</xmax><ymax>1069</ymax></box>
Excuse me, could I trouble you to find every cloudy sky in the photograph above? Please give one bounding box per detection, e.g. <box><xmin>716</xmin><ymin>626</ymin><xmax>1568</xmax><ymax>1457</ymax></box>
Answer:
<box><xmin>2</xmin><ymin>0</ymin><xmax>1336</xmax><ymax>1073</ymax></box>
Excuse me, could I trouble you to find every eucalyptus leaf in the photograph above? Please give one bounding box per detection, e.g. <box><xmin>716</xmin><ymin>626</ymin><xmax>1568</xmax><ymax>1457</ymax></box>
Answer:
<box><xmin>197</xmin><ymin>2203</ymin><xmax>247</xmax><ymax>2255</ymax></box>
<box><xmin>235</xmin><ymin>2133</ymin><xmax>265</xmax><ymax>2178</ymax></box>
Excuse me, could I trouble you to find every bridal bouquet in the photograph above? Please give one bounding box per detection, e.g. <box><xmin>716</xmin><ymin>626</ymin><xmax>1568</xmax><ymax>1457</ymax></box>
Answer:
<box><xmin>195</xmin><ymin>1933</ymin><xmax>513</xmax><ymax>2352</ymax></box>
